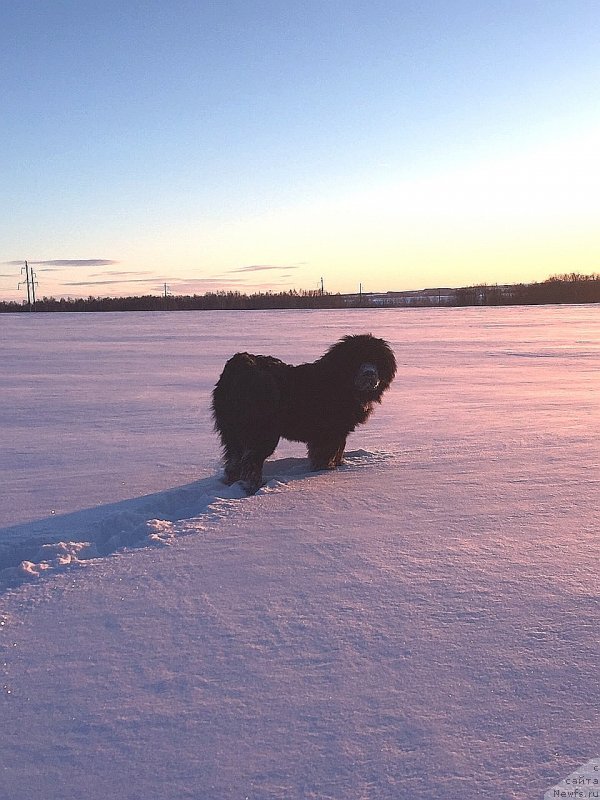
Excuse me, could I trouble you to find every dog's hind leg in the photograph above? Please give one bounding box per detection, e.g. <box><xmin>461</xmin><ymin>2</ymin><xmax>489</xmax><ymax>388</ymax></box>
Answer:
<box><xmin>222</xmin><ymin>452</ymin><xmax>242</xmax><ymax>485</ymax></box>
<box><xmin>217</xmin><ymin>433</ymin><xmax>244</xmax><ymax>485</ymax></box>
<box><xmin>238</xmin><ymin>434</ymin><xmax>280</xmax><ymax>494</ymax></box>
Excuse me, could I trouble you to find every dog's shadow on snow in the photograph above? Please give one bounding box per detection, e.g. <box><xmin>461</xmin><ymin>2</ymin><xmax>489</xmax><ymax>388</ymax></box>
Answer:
<box><xmin>0</xmin><ymin>451</ymin><xmax>385</xmax><ymax>590</ymax></box>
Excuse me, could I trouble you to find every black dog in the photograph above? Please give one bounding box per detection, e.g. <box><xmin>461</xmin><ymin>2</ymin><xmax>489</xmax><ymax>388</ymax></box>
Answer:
<box><xmin>212</xmin><ymin>334</ymin><xmax>396</xmax><ymax>493</ymax></box>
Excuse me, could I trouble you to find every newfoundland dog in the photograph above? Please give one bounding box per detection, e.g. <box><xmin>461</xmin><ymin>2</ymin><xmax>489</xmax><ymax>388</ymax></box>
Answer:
<box><xmin>212</xmin><ymin>333</ymin><xmax>396</xmax><ymax>494</ymax></box>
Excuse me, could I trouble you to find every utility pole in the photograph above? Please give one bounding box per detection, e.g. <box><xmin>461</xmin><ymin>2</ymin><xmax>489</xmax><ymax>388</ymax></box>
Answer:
<box><xmin>23</xmin><ymin>262</ymin><xmax>31</xmax><ymax>308</ymax></box>
<box><xmin>359</xmin><ymin>282</ymin><xmax>362</xmax><ymax>307</ymax></box>
<box><xmin>18</xmin><ymin>261</ymin><xmax>37</xmax><ymax>310</ymax></box>
<box><xmin>31</xmin><ymin>267</ymin><xmax>38</xmax><ymax>307</ymax></box>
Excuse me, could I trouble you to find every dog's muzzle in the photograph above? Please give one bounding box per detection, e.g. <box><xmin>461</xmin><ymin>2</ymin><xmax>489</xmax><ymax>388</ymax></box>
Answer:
<box><xmin>355</xmin><ymin>363</ymin><xmax>380</xmax><ymax>392</ymax></box>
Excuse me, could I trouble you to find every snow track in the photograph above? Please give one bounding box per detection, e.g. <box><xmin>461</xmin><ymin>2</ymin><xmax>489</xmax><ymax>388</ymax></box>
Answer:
<box><xmin>0</xmin><ymin>450</ymin><xmax>393</xmax><ymax>588</ymax></box>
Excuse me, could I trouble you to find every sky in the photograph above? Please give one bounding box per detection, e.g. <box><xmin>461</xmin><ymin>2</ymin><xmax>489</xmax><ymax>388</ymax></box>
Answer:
<box><xmin>2</xmin><ymin>0</ymin><xmax>600</xmax><ymax>301</ymax></box>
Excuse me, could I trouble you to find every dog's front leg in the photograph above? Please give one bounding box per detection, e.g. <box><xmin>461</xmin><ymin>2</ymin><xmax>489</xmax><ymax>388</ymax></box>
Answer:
<box><xmin>307</xmin><ymin>437</ymin><xmax>346</xmax><ymax>471</ymax></box>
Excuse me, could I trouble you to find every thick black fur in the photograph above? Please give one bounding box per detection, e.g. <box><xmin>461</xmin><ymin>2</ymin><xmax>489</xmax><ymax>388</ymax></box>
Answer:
<box><xmin>212</xmin><ymin>334</ymin><xmax>396</xmax><ymax>493</ymax></box>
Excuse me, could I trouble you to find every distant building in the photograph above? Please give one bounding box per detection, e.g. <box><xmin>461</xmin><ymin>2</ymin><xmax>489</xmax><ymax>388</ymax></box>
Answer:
<box><xmin>343</xmin><ymin>288</ymin><xmax>456</xmax><ymax>307</ymax></box>
<box><xmin>343</xmin><ymin>285</ymin><xmax>517</xmax><ymax>307</ymax></box>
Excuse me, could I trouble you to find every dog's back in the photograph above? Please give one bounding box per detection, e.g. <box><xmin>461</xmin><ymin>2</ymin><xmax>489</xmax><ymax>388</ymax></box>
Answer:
<box><xmin>212</xmin><ymin>352</ymin><xmax>287</xmax><ymax>436</ymax></box>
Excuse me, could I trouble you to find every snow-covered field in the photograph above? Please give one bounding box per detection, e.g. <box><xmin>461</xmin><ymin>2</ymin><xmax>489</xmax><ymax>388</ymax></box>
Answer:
<box><xmin>1</xmin><ymin>306</ymin><xmax>599</xmax><ymax>800</ymax></box>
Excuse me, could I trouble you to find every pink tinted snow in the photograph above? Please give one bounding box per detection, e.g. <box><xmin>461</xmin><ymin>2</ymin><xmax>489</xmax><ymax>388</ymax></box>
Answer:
<box><xmin>0</xmin><ymin>306</ymin><xmax>599</xmax><ymax>800</ymax></box>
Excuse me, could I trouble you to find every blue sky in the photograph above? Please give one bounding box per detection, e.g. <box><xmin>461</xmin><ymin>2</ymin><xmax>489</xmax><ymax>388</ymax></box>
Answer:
<box><xmin>2</xmin><ymin>0</ymin><xmax>600</xmax><ymax>300</ymax></box>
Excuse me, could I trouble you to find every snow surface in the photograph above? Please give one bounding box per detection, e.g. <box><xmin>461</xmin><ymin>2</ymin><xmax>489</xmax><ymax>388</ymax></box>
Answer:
<box><xmin>1</xmin><ymin>306</ymin><xmax>599</xmax><ymax>800</ymax></box>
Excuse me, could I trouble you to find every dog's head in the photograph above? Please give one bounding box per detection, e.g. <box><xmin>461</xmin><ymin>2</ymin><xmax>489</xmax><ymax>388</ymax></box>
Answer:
<box><xmin>322</xmin><ymin>334</ymin><xmax>396</xmax><ymax>400</ymax></box>
<box><xmin>354</xmin><ymin>361</ymin><xmax>381</xmax><ymax>393</ymax></box>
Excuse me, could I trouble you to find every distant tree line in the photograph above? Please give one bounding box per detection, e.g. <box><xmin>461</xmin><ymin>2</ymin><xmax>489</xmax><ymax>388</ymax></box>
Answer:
<box><xmin>454</xmin><ymin>273</ymin><xmax>600</xmax><ymax>306</ymax></box>
<box><xmin>512</xmin><ymin>273</ymin><xmax>600</xmax><ymax>305</ymax></box>
<box><xmin>0</xmin><ymin>288</ymin><xmax>347</xmax><ymax>313</ymax></box>
<box><xmin>1</xmin><ymin>273</ymin><xmax>599</xmax><ymax>313</ymax></box>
